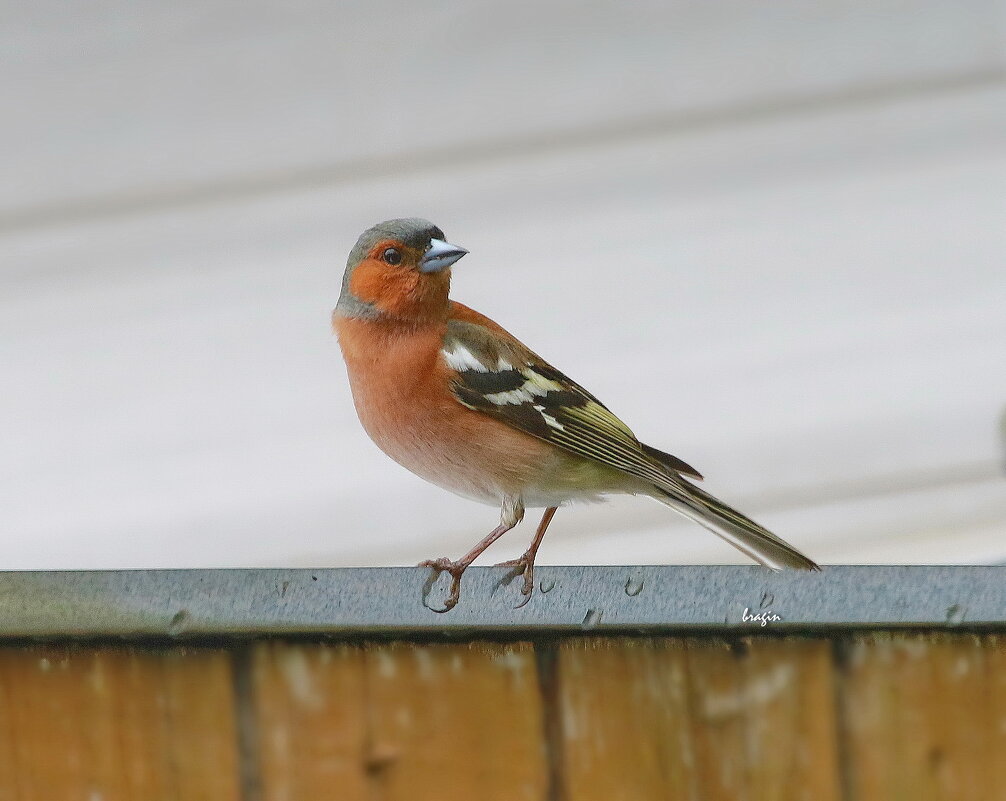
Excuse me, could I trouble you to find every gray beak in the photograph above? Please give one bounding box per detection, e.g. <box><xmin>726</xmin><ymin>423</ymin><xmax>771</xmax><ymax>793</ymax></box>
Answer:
<box><xmin>419</xmin><ymin>238</ymin><xmax>468</xmax><ymax>273</ymax></box>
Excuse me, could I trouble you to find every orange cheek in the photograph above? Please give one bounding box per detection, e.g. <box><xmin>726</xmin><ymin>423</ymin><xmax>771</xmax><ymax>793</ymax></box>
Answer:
<box><xmin>349</xmin><ymin>260</ymin><xmax>450</xmax><ymax>318</ymax></box>
<box><xmin>349</xmin><ymin>260</ymin><xmax>420</xmax><ymax>316</ymax></box>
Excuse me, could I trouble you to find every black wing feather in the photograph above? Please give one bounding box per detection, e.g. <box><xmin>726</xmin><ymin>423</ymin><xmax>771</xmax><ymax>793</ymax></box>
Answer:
<box><xmin>443</xmin><ymin>319</ymin><xmax>700</xmax><ymax>487</ymax></box>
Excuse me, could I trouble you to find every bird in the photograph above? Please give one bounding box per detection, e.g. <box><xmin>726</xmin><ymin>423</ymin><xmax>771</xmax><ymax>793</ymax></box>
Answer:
<box><xmin>333</xmin><ymin>218</ymin><xmax>819</xmax><ymax>611</ymax></box>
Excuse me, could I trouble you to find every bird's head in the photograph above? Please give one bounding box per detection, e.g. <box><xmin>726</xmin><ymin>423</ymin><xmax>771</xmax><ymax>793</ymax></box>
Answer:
<box><xmin>336</xmin><ymin>218</ymin><xmax>468</xmax><ymax>323</ymax></box>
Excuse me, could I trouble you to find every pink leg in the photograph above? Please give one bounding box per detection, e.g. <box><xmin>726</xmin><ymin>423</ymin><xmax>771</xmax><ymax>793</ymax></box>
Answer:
<box><xmin>420</xmin><ymin>499</ymin><xmax>524</xmax><ymax>612</ymax></box>
<box><xmin>495</xmin><ymin>506</ymin><xmax>558</xmax><ymax>607</ymax></box>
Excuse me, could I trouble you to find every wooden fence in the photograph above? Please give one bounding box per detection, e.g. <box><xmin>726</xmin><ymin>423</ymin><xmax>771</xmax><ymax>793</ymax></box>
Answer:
<box><xmin>0</xmin><ymin>567</ymin><xmax>1003</xmax><ymax>800</ymax></box>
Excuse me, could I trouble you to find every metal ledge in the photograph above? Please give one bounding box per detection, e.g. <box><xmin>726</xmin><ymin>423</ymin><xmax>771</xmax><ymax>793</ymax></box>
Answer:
<box><xmin>0</xmin><ymin>566</ymin><xmax>1003</xmax><ymax>639</ymax></box>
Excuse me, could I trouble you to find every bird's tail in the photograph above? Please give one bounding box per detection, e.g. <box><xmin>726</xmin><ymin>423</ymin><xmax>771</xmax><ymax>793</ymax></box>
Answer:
<box><xmin>652</xmin><ymin>480</ymin><xmax>819</xmax><ymax>570</ymax></box>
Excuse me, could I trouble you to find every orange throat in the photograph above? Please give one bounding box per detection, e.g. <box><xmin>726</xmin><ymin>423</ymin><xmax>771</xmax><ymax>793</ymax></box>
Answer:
<box><xmin>347</xmin><ymin>260</ymin><xmax>451</xmax><ymax>324</ymax></box>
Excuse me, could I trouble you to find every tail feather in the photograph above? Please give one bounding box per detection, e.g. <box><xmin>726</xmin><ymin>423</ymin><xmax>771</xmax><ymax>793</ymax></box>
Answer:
<box><xmin>653</xmin><ymin>481</ymin><xmax>819</xmax><ymax>571</ymax></box>
<box><xmin>640</xmin><ymin>443</ymin><xmax>704</xmax><ymax>480</ymax></box>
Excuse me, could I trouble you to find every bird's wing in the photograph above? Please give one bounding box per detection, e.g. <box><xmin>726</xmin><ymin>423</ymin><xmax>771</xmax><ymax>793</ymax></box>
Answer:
<box><xmin>442</xmin><ymin>307</ymin><xmax>818</xmax><ymax>572</ymax></box>
<box><xmin>441</xmin><ymin>310</ymin><xmax>703</xmax><ymax>484</ymax></box>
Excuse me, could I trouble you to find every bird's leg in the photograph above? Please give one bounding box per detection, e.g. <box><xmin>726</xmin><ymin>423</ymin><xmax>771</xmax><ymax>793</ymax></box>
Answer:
<box><xmin>420</xmin><ymin>524</ymin><xmax>513</xmax><ymax>612</ymax></box>
<box><xmin>420</xmin><ymin>497</ymin><xmax>524</xmax><ymax>612</ymax></box>
<box><xmin>495</xmin><ymin>506</ymin><xmax>558</xmax><ymax>607</ymax></box>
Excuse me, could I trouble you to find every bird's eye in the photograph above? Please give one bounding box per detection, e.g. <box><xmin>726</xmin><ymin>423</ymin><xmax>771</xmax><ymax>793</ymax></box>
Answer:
<box><xmin>382</xmin><ymin>247</ymin><xmax>402</xmax><ymax>265</ymax></box>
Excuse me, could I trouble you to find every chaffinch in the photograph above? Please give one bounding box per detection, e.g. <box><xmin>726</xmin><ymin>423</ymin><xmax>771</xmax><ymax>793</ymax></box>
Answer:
<box><xmin>333</xmin><ymin>218</ymin><xmax>819</xmax><ymax>611</ymax></box>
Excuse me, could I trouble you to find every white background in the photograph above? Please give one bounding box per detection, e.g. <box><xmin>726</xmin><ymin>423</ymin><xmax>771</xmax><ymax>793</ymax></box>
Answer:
<box><xmin>2</xmin><ymin>1</ymin><xmax>1005</xmax><ymax>568</ymax></box>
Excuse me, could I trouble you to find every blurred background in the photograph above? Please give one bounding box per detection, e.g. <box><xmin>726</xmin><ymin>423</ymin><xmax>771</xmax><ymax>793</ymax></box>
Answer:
<box><xmin>2</xmin><ymin>0</ymin><xmax>1004</xmax><ymax>569</ymax></box>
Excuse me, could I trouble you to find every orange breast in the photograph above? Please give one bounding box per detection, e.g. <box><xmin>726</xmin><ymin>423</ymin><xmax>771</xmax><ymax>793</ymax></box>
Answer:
<box><xmin>333</xmin><ymin>315</ymin><xmax>555</xmax><ymax>504</ymax></box>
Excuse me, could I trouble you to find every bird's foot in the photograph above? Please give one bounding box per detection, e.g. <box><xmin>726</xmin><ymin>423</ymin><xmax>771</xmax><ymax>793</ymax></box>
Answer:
<box><xmin>419</xmin><ymin>557</ymin><xmax>468</xmax><ymax>613</ymax></box>
<box><xmin>494</xmin><ymin>552</ymin><xmax>537</xmax><ymax>609</ymax></box>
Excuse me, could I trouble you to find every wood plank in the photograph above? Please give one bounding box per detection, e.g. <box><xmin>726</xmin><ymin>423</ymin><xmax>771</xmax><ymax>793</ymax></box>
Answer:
<box><xmin>364</xmin><ymin>641</ymin><xmax>546</xmax><ymax>800</ymax></box>
<box><xmin>840</xmin><ymin>633</ymin><xmax>1006</xmax><ymax>801</ymax></box>
<box><xmin>248</xmin><ymin>640</ymin><xmax>547</xmax><ymax>801</ymax></box>
<box><xmin>0</xmin><ymin>645</ymin><xmax>240</xmax><ymax>801</ymax></box>
<box><xmin>742</xmin><ymin>638</ymin><xmax>841</xmax><ymax>801</ymax></box>
<box><xmin>556</xmin><ymin>637</ymin><xmax>841</xmax><ymax>801</ymax></box>
<box><xmin>250</xmin><ymin>641</ymin><xmax>368</xmax><ymax>801</ymax></box>
<box><xmin>555</xmin><ymin>637</ymin><xmax>699</xmax><ymax>799</ymax></box>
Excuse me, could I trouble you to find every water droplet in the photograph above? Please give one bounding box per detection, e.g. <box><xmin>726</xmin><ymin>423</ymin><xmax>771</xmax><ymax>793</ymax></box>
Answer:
<box><xmin>168</xmin><ymin>610</ymin><xmax>191</xmax><ymax>635</ymax></box>
<box><xmin>625</xmin><ymin>577</ymin><xmax>644</xmax><ymax>597</ymax></box>
<box><xmin>581</xmin><ymin>609</ymin><xmax>603</xmax><ymax>629</ymax></box>
<box><xmin>946</xmin><ymin>604</ymin><xmax>965</xmax><ymax>625</ymax></box>
<box><xmin>540</xmin><ymin>578</ymin><xmax>556</xmax><ymax>593</ymax></box>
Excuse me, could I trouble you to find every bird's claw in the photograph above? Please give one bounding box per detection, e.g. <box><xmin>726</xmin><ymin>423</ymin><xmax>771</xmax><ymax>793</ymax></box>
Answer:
<box><xmin>494</xmin><ymin>554</ymin><xmax>536</xmax><ymax>609</ymax></box>
<box><xmin>419</xmin><ymin>557</ymin><xmax>466</xmax><ymax>613</ymax></box>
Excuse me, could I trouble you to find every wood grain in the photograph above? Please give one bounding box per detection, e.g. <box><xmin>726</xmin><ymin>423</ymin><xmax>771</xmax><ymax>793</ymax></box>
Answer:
<box><xmin>249</xmin><ymin>641</ymin><xmax>368</xmax><ymax>800</ymax></box>
<box><xmin>741</xmin><ymin>637</ymin><xmax>841</xmax><ymax>801</ymax></box>
<box><xmin>3</xmin><ymin>633</ymin><xmax>1006</xmax><ymax>800</ymax></box>
<box><xmin>555</xmin><ymin>636</ymin><xmax>841</xmax><ymax>801</ymax></box>
<box><xmin>840</xmin><ymin>633</ymin><xmax>1006</xmax><ymax>801</ymax></box>
<box><xmin>0</xmin><ymin>645</ymin><xmax>240</xmax><ymax>801</ymax></box>
<box><xmin>248</xmin><ymin>640</ymin><xmax>547</xmax><ymax>801</ymax></box>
